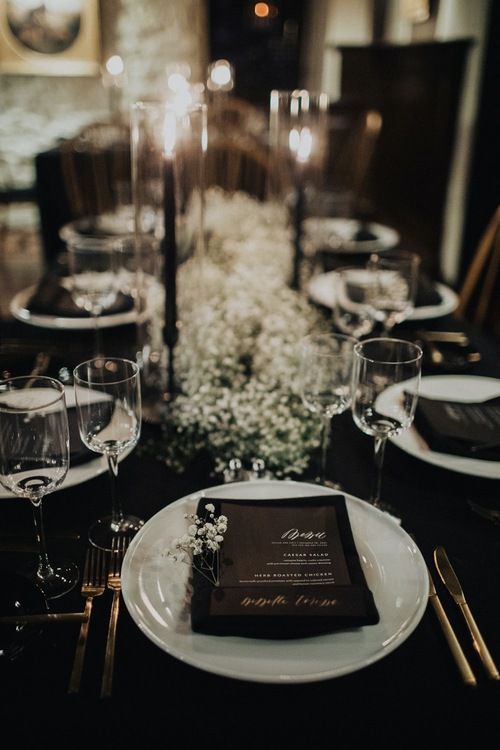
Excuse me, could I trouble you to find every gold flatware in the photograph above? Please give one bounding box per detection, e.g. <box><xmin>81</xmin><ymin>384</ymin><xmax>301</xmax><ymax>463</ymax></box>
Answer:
<box><xmin>101</xmin><ymin>535</ymin><xmax>129</xmax><ymax>699</ymax></box>
<box><xmin>434</xmin><ymin>546</ymin><xmax>500</xmax><ymax>680</ymax></box>
<box><xmin>417</xmin><ymin>331</ymin><xmax>470</xmax><ymax>345</ymax></box>
<box><xmin>68</xmin><ymin>547</ymin><xmax>107</xmax><ymax>695</ymax></box>
<box><xmin>0</xmin><ymin>612</ymin><xmax>87</xmax><ymax>624</ymax></box>
<box><xmin>468</xmin><ymin>500</ymin><xmax>500</xmax><ymax>526</ymax></box>
<box><xmin>426</xmin><ymin>566</ymin><xmax>476</xmax><ymax>686</ymax></box>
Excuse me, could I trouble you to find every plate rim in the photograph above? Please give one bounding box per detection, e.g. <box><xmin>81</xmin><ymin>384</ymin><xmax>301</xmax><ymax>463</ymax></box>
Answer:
<box><xmin>121</xmin><ymin>478</ymin><xmax>428</xmax><ymax>684</ymax></box>
<box><xmin>302</xmin><ymin>218</ymin><xmax>401</xmax><ymax>253</ymax></box>
<box><xmin>388</xmin><ymin>374</ymin><xmax>500</xmax><ymax>478</ymax></box>
<box><xmin>307</xmin><ymin>272</ymin><xmax>458</xmax><ymax>320</ymax></box>
<box><xmin>9</xmin><ymin>285</ymin><xmax>137</xmax><ymax>330</ymax></box>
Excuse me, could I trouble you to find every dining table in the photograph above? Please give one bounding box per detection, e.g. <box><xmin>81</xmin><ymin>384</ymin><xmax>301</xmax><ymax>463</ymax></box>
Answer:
<box><xmin>0</xmin><ymin>224</ymin><xmax>499</xmax><ymax>749</ymax></box>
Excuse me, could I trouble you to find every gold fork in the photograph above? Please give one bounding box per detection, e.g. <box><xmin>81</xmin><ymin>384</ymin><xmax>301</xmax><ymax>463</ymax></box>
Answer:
<box><xmin>68</xmin><ymin>546</ymin><xmax>106</xmax><ymax>694</ymax></box>
<box><xmin>101</xmin><ymin>535</ymin><xmax>129</xmax><ymax>699</ymax></box>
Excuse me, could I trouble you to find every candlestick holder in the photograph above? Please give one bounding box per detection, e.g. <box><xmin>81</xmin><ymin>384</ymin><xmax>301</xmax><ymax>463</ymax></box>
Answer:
<box><xmin>268</xmin><ymin>89</ymin><xmax>329</xmax><ymax>290</ymax></box>
<box><xmin>131</xmin><ymin>100</ymin><xmax>207</xmax><ymax>422</ymax></box>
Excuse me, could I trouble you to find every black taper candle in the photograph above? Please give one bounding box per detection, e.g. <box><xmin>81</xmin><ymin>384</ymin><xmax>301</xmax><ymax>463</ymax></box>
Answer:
<box><xmin>291</xmin><ymin>177</ymin><xmax>304</xmax><ymax>290</ymax></box>
<box><xmin>163</xmin><ymin>151</ymin><xmax>177</xmax><ymax>395</ymax></box>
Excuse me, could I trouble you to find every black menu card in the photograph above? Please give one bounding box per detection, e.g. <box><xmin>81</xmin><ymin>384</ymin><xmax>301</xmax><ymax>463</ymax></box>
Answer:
<box><xmin>191</xmin><ymin>495</ymin><xmax>379</xmax><ymax>639</ymax></box>
<box><xmin>414</xmin><ymin>394</ymin><xmax>500</xmax><ymax>460</ymax></box>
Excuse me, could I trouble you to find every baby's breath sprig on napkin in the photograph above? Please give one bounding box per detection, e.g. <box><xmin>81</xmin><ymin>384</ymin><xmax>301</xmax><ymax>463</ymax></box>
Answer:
<box><xmin>166</xmin><ymin>503</ymin><xmax>228</xmax><ymax>586</ymax></box>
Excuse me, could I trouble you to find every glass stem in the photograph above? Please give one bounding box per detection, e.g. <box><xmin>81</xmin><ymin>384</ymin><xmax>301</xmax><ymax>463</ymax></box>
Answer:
<box><xmin>320</xmin><ymin>415</ymin><xmax>331</xmax><ymax>485</ymax></box>
<box><xmin>30</xmin><ymin>497</ymin><xmax>54</xmax><ymax>582</ymax></box>
<box><xmin>371</xmin><ymin>436</ymin><xmax>387</xmax><ymax>508</ymax></box>
<box><xmin>107</xmin><ymin>452</ymin><xmax>124</xmax><ymax>531</ymax></box>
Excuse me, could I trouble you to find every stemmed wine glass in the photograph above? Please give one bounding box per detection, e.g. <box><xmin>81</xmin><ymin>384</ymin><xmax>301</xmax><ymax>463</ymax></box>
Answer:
<box><xmin>66</xmin><ymin>235</ymin><xmax>122</xmax><ymax>356</ymax></box>
<box><xmin>73</xmin><ymin>357</ymin><xmax>143</xmax><ymax>551</ymax></box>
<box><xmin>351</xmin><ymin>338</ymin><xmax>423</xmax><ymax>515</ymax></box>
<box><xmin>333</xmin><ymin>265</ymin><xmax>376</xmax><ymax>339</ymax></box>
<box><xmin>299</xmin><ymin>332</ymin><xmax>356</xmax><ymax>487</ymax></box>
<box><xmin>0</xmin><ymin>376</ymin><xmax>79</xmax><ymax>598</ymax></box>
<box><xmin>367</xmin><ymin>251</ymin><xmax>420</xmax><ymax>335</ymax></box>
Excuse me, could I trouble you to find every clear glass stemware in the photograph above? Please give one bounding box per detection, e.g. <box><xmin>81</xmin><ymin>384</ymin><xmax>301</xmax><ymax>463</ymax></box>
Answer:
<box><xmin>73</xmin><ymin>357</ymin><xmax>143</xmax><ymax>551</ymax></box>
<box><xmin>351</xmin><ymin>337</ymin><xmax>423</xmax><ymax>514</ymax></box>
<box><xmin>299</xmin><ymin>332</ymin><xmax>356</xmax><ymax>487</ymax></box>
<box><xmin>367</xmin><ymin>251</ymin><xmax>420</xmax><ymax>335</ymax></box>
<box><xmin>333</xmin><ymin>265</ymin><xmax>376</xmax><ymax>339</ymax></box>
<box><xmin>66</xmin><ymin>235</ymin><xmax>122</xmax><ymax>356</ymax></box>
<box><xmin>0</xmin><ymin>376</ymin><xmax>79</xmax><ymax>598</ymax></box>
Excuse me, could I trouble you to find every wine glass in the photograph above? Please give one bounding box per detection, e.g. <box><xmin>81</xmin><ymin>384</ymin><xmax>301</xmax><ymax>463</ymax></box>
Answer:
<box><xmin>299</xmin><ymin>332</ymin><xmax>356</xmax><ymax>487</ymax></box>
<box><xmin>0</xmin><ymin>376</ymin><xmax>79</xmax><ymax>598</ymax></box>
<box><xmin>333</xmin><ymin>265</ymin><xmax>376</xmax><ymax>339</ymax></box>
<box><xmin>351</xmin><ymin>338</ymin><xmax>423</xmax><ymax>515</ymax></box>
<box><xmin>367</xmin><ymin>251</ymin><xmax>420</xmax><ymax>334</ymax></box>
<box><xmin>66</xmin><ymin>235</ymin><xmax>122</xmax><ymax>356</ymax></box>
<box><xmin>73</xmin><ymin>357</ymin><xmax>143</xmax><ymax>551</ymax></box>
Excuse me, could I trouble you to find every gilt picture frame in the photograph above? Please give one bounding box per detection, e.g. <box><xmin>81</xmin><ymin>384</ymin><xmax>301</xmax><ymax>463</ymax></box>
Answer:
<box><xmin>0</xmin><ymin>0</ymin><xmax>100</xmax><ymax>76</ymax></box>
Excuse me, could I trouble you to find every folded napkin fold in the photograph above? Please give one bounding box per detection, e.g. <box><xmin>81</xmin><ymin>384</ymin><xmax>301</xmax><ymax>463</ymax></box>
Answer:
<box><xmin>191</xmin><ymin>495</ymin><xmax>379</xmax><ymax>639</ymax></box>
<box><xmin>27</xmin><ymin>273</ymin><xmax>134</xmax><ymax>318</ymax></box>
<box><xmin>413</xmin><ymin>394</ymin><xmax>500</xmax><ymax>461</ymax></box>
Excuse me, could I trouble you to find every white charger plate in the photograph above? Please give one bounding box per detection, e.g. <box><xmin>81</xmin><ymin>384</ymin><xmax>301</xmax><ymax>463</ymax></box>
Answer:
<box><xmin>383</xmin><ymin>375</ymin><xmax>500</xmax><ymax>479</ymax></box>
<box><xmin>307</xmin><ymin>271</ymin><xmax>458</xmax><ymax>321</ymax></box>
<box><xmin>121</xmin><ymin>479</ymin><xmax>428</xmax><ymax>684</ymax></box>
<box><xmin>9</xmin><ymin>285</ymin><xmax>137</xmax><ymax>330</ymax></box>
<box><xmin>302</xmin><ymin>218</ymin><xmax>400</xmax><ymax>254</ymax></box>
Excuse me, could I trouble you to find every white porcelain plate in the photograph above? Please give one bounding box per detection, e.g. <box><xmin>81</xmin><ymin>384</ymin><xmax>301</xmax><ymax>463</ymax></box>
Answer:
<box><xmin>307</xmin><ymin>271</ymin><xmax>458</xmax><ymax>321</ymax></box>
<box><xmin>383</xmin><ymin>375</ymin><xmax>500</xmax><ymax>479</ymax></box>
<box><xmin>10</xmin><ymin>285</ymin><xmax>137</xmax><ymax>330</ymax></box>
<box><xmin>121</xmin><ymin>479</ymin><xmax>428</xmax><ymax>684</ymax></box>
<box><xmin>302</xmin><ymin>218</ymin><xmax>400</xmax><ymax>254</ymax></box>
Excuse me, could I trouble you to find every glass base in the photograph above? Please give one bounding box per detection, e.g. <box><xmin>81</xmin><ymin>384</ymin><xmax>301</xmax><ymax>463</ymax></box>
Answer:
<box><xmin>0</xmin><ymin>572</ymin><xmax>46</xmax><ymax>660</ymax></box>
<box><xmin>88</xmin><ymin>514</ymin><xmax>144</xmax><ymax>551</ymax></box>
<box><xmin>37</xmin><ymin>562</ymin><xmax>79</xmax><ymax>600</ymax></box>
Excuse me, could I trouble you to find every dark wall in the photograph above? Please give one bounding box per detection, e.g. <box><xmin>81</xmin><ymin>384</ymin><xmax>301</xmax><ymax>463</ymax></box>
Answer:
<box><xmin>338</xmin><ymin>40</ymin><xmax>472</xmax><ymax>278</ymax></box>
<box><xmin>207</xmin><ymin>0</ymin><xmax>304</xmax><ymax>106</ymax></box>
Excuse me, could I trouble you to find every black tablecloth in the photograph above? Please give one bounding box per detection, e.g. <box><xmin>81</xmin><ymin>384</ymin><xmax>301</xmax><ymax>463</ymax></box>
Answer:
<box><xmin>0</xmin><ymin>312</ymin><xmax>499</xmax><ymax>748</ymax></box>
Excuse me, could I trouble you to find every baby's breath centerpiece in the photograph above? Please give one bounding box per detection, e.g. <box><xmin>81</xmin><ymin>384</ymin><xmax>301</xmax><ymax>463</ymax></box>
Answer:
<box><xmin>142</xmin><ymin>189</ymin><xmax>327</xmax><ymax>478</ymax></box>
<box><xmin>167</xmin><ymin>503</ymin><xmax>228</xmax><ymax>586</ymax></box>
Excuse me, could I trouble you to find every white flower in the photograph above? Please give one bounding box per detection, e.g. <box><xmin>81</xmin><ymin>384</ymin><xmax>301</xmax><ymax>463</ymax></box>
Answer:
<box><xmin>205</xmin><ymin>503</ymin><xmax>215</xmax><ymax>512</ymax></box>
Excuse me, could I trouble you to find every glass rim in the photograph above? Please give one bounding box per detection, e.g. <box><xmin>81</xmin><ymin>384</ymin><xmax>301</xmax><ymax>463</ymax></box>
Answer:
<box><xmin>354</xmin><ymin>337</ymin><xmax>423</xmax><ymax>365</ymax></box>
<box><xmin>73</xmin><ymin>357</ymin><xmax>139</xmax><ymax>386</ymax></box>
<box><xmin>368</xmin><ymin>249</ymin><xmax>421</xmax><ymax>265</ymax></box>
<box><xmin>0</xmin><ymin>375</ymin><xmax>65</xmax><ymax>412</ymax></box>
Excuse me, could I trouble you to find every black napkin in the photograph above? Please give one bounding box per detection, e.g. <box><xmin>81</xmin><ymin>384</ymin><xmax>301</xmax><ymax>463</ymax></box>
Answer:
<box><xmin>27</xmin><ymin>272</ymin><xmax>134</xmax><ymax>318</ymax></box>
<box><xmin>413</xmin><ymin>394</ymin><xmax>500</xmax><ymax>460</ymax></box>
<box><xmin>415</xmin><ymin>273</ymin><xmax>442</xmax><ymax>307</ymax></box>
<box><xmin>191</xmin><ymin>495</ymin><xmax>379</xmax><ymax>639</ymax></box>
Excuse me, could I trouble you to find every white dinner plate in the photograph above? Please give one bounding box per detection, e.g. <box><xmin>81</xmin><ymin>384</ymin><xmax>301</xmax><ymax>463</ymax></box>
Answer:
<box><xmin>0</xmin><ymin>387</ymin><xmax>133</xmax><ymax>498</ymax></box>
<box><xmin>302</xmin><ymin>218</ymin><xmax>400</xmax><ymax>254</ymax></box>
<box><xmin>9</xmin><ymin>285</ymin><xmax>137</xmax><ymax>330</ymax></box>
<box><xmin>121</xmin><ymin>479</ymin><xmax>428</xmax><ymax>684</ymax></box>
<box><xmin>383</xmin><ymin>375</ymin><xmax>500</xmax><ymax>479</ymax></box>
<box><xmin>307</xmin><ymin>271</ymin><xmax>458</xmax><ymax>321</ymax></box>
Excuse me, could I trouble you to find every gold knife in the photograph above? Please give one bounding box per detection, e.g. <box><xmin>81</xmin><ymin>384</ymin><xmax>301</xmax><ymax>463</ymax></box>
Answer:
<box><xmin>426</xmin><ymin>567</ymin><xmax>476</xmax><ymax>686</ymax></box>
<box><xmin>434</xmin><ymin>546</ymin><xmax>500</xmax><ymax>680</ymax></box>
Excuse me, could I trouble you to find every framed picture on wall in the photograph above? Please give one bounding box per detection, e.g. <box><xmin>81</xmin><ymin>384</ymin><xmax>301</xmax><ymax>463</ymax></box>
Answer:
<box><xmin>0</xmin><ymin>0</ymin><xmax>100</xmax><ymax>75</ymax></box>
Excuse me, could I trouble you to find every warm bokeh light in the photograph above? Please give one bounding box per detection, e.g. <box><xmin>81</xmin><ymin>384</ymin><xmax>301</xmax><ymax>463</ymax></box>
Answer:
<box><xmin>105</xmin><ymin>55</ymin><xmax>124</xmax><ymax>76</ymax></box>
<box><xmin>254</xmin><ymin>2</ymin><xmax>269</xmax><ymax>18</ymax></box>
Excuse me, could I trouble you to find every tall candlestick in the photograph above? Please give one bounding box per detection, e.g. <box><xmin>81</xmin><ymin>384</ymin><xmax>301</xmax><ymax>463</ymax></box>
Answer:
<box><xmin>163</xmin><ymin>113</ymin><xmax>177</xmax><ymax>395</ymax></box>
<box><xmin>290</xmin><ymin>126</ymin><xmax>312</xmax><ymax>291</ymax></box>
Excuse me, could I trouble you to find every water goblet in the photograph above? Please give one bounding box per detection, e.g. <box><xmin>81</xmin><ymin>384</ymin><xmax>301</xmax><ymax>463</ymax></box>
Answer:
<box><xmin>367</xmin><ymin>251</ymin><xmax>420</xmax><ymax>334</ymax></box>
<box><xmin>0</xmin><ymin>376</ymin><xmax>79</xmax><ymax>598</ymax></box>
<box><xmin>351</xmin><ymin>337</ymin><xmax>423</xmax><ymax>515</ymax></box>
<box><xmin>73</xmin><ymin>357</ymin><xmax>143</xmax><ymax>551</ymax></box>
<box><xmin>299</xmin><ymin>332</ymin><xmax>356</xmax><ymax>487</ymax></box>
<box><xmin>333</xmin><ymin>265</ymin><xmax>376</xmax><ymax>339</ymax></box>
<box><xmin>66</xmin><ymin>235</ymin><xmax>122</xmax><ymax>356</ymax></box>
